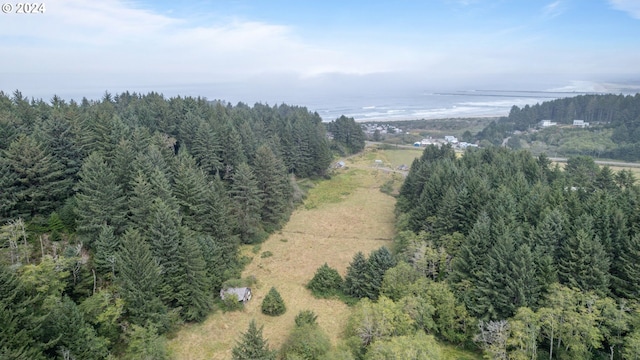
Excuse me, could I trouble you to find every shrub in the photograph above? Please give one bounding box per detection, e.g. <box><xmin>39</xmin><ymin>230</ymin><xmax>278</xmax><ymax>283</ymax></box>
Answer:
<box><xmin>220</xmin><ymin>293</ymin><xmax>244</xmax><ymax>312</ymax></box>
<box><xmin>261</xmin><ymin>287</ymin><xmax>286</xmax><ymax>316</ymax></box>
<box><xmin>261</xmin><ymin>251</ymin><xmax>273</xmax><ymax>258</ymax></box>
<box><xmin>294</xmin><ymin>310</ymin><xmax>318</xmax><ymax>327</ymax></box>
<box><xmin>280</xmin><ymin>324</ymin><xmax>331</xmax><ymax>360</ymax></box>
<box><xmin>307</xmin><ymin>263</ymin><xmax>343</xmax><ymax>297</ymax></box>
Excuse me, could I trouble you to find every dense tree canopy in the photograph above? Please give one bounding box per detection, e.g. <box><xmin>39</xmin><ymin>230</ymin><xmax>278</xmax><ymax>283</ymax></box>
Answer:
<box><xmin>0</xmin><ymin>90</ymin><xmax>336</xmax><ymax>358</ymax></box>
<box><xmin>395</xmin><ymin>143</ymin><xmax>640</xmax><ymax>359</ymax></box>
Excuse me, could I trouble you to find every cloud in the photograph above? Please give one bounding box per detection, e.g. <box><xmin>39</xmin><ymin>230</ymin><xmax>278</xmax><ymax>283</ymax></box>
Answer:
<box><xmin>542</xmin><ymin>1</ymin><xmax>565</xmax><ymax>18</ymax></box>
<box><xmin>608</xmin><ymin>0</ymin><xmax>640</xmax><ymax>19</ymax></box>
<box><xmin>0</xmin><ymin>0</ymin><xmax>406</xmax><ymax>84</ymax></box>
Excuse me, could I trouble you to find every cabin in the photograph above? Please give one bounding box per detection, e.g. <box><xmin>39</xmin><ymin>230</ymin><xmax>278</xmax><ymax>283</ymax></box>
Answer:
<box><xmin>444</xmin><ymin>135</ymin><xmax>458</xmax><ymax>144</ymax></box>
<box><xmin>573</xmin><ymin>120</ymin><xmax>589</xmax><ymax>128</ymax></box>
<box><xmin>539</xmin><ymin>120</ymin><xmax>557</xmax><ymax>128</ymax></box>
<box><xmin>220</xmin><ymin>287</ymin><xmax>252</xmax><ymax>303</ymax></box>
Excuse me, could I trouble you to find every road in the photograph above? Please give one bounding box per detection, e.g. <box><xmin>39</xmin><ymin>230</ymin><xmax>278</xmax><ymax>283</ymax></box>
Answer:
<box><xmin>549</xmin><ymin>157</ymin><xmax>640</xmax><ymax>168</ymax></box>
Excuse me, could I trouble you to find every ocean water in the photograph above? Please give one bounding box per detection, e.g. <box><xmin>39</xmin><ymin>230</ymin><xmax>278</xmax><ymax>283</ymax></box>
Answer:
<box><xmin>307</xmin><ymin>90</ymin><xmax>602</xmax><ymax>122</ymax></box>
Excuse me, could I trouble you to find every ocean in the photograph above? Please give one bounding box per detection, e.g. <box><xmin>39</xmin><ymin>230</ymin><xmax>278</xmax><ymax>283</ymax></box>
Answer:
<box><xmin>305</xmin><ymin>89</ymin><xmax>609</xmax><ymax>123</ymax></box>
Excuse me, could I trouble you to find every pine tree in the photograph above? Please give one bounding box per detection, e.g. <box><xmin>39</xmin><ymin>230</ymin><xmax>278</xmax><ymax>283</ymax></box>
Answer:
<box><xmin>365</xmin><ymin>246</ymin><xmax>396</xmax><ymax>300</ymax></box>
<box><xmin>172</xmin><ymin>149</ymin><xmax>211</xmax><ymax>233</ymax></box>
<box><xmin>230</xmin><ymin>162</ymin><xmax>265</xmax><ymax>244</ymax></box>
<box><xmin>175</xmin><ymin>230</ymin><xmax>212</xmax><ymax>322</ymax></box>
<box><xmin>0</xmin><ymin>264</ymin><xmax>45</xmax><ymax>360</ymax></box>
<box><xmin>557</xmin><ymin>229</ymin><xmax>610</xmax><ymax>295</ymax></box>
<box><xmin>93</xmin><ymin>224</ymin><xmax>119</xmax><ymax>279</ymax></box>
<box><xmin>450</xmin><ymin>212</ymin><xmax>492</xmax><ymax>316</ymax></box>
<box><xmin>191</xmin><ymin>120</ymin><xmax>223</xmax><ymax>175</ymax></box>
<box><xmin>75</xmin><ymin>152</ymin><xmax>128</xmax><ymax>245</ymax></box>
<box><xmin>231</xmin><ymin>320</ymin><xmax>276</xmax><ymax>360</ymax></box>
<box><xmin>307</xmin><ymin>263</ymin><xmax>344</xmax><ymax>297</ymax></box>
<box><xmin>0</xmin><ymin>134</ymin><xmax>70</xmax><ymax>221</ymax></box>
<box><xmin>261</xmin><ymin>287</ymin><xmax>286</xmax><ymax>316</ymax></box>
<box><xmin>116</xmin><ymin>229</ymin><xmax>168</xmax><ymax>329</ymax></box>
<box><xmin>612</xmin><ymin>233</ymin><xmax>640</xmax><ymax>298</ymax></box>
<box><xmin>146</xmin><ymin>198</ymin><xmax>184</xmax><ymax>306</ymax></box>
<box><xmin>530</xmin><ymin>208</ymin><xmax>565</xmax><ymax>292</ymax></box>
<box><xmin>253</xmin><ymin>144</ymin><xmax>292</xmax><ymax>230</ymax></box>
<box><xmin>344</xmin><ymin>252</ymin><xmax>369</xmax><ymax>299</ymax></box>
<box><xmin>39</xmin><ymin>295</ymin><xmax>109</xmax><ymax>360</ymax></box>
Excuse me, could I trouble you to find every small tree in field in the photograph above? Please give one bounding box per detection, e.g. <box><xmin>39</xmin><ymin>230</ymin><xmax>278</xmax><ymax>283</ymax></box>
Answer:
<box><xmin>307</xmin><ymin>263</ymin><xmax>343</xmax><ymax>297</ymax></box>
<box><xmin>261</xmin><ymin>287</ymin><xmax>286</xmax><ymax>316</ymax></box>
<box><xmin>232</xmin><ymin>319</ymin><xmax>276</xmax><ymax>360</ymax></box>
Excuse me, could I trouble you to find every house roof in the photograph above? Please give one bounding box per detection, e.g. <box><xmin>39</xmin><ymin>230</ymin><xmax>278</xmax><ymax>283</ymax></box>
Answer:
<box><xmin>221</xmin><ymin>287</ymin><xmax>251</xmax><ymax>301</ymax></box>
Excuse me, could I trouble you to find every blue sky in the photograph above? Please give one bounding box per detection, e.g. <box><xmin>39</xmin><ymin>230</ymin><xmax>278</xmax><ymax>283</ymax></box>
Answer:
<box><xmin>1</xmin><ymin>0</ymin><xmax>639</xmax><ymax>102</ymax></box>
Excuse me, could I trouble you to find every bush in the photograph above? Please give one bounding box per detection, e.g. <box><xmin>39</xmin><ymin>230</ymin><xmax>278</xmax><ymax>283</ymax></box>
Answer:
<box><xmin>295</xmin><ymin>310</ymin><xmax>318</xmax><ymax>327</ymax></box>
<box><xmin>221</xmin><ymin>293</ymin><xmax>244</xmax><ymax>312</ymax></box>
<box><xmin>261</xmin><ymin>251</ymin><xmax>273</xmax><ymax>258</ymax></box>
<box><xmin>307</xmin><ymin>263</ymin><xmax>343</xmax><ymax>297</ymax></box>
<box><xmin>261</xmin><ymin>287</ymin><xmax>286</xmax><ymax>316</ymax></box>
<box><xmin>280</xmin><ymin>324</ymin><xmax>331</xmax><ymax>360</ymax></box>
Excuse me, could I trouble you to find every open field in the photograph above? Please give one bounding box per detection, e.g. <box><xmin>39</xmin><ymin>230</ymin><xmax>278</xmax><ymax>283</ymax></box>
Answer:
<box><xmin>167</xmin><ymin>147</ymin><xmax>404</xmax><ymax>359</ymax></box>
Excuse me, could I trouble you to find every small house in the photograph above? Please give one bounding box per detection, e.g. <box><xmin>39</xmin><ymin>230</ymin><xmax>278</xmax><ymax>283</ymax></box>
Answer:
<box><xmin>220</xmin><ymin>287</ymin><xmax>252</xmax><ymax>303</ymax></box>
<box><xmin>444</xmin><ymin>135</ymin><xmax>458</xmax><ymax>144</ymax></box>
<box><xmin>540</xmin><ymin>120</ymin><xmax>557</xmax><ymax>128</ymax></box>
<box><xmin>573</xmin><ymin>120</ymin><xmax>589</xmax><ymax>127</ymax></box>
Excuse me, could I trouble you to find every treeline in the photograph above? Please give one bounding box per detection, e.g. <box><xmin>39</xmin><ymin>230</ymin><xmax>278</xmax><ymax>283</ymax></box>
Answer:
<box><xmin>0</xmin><ymin>90</ymin><xmax>341</xmax><ymax>359</ymax></box>
<box><xmin>476</xmin><ymin>94</ymin><xmax>640</xmax><ymax>160</ymax></box>
<box><xmin>389</xmin><ymin>144</ymin><xmax>640</xmax><ymax>359</ymax></box>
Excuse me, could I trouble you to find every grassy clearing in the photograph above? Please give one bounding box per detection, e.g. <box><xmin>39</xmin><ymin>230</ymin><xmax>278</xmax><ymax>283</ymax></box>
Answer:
<box><xmin>168</xmin><ymin>151</ymin><xmax>398</xmax><ymax>360</ymax></box>
<box><xmin>167</xmin><ymin>146</ymin><xmax>479</xmax><ymax>359</ymax></box>
<box><xmin>441</xmin><ymin>344</ymin><xmax>483</xmax><ymax>360</ymax></box>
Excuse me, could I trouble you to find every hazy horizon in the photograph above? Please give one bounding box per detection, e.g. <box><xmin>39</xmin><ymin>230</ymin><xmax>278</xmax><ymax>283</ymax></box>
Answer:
<box><xmin>2</xmin><ymin>0</ymin><xmax>640</xmax><ymax>111</ymax></box>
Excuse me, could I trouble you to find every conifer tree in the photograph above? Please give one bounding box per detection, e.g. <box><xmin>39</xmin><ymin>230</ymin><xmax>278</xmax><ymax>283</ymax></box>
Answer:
<box><xmin>0</xmin><ymin>264</ymin><xmax>45</xmax><ymax>360</ymax></box>
<box><xmin>557</xmin><ymin>229</ymin><xmax>610</xmax><ymax>295</ymax></box>
<box><xmin>146</xmin><ymin>198</ymin><xmax>184</xmax><ymax>306</ymax></box>
<box><xmin>116</xmin><ymin>229</ymin><xmax>168</xmax><ymax>329</ymax></box>
<box><xmin>93</xmin><ymin>224</ymin><xmax>119</xmax><ymax>279</ymax></box>
<box><xmin>253</xmin><ymin>144</ymin><xmax>292</xmax><ymax>230</ymax></box>
<box><xmin>344</xmin><ymin>251</ymin><xmax>370</xmax><ymax>299</ymax></box>
<box><xmin>230</xmin><ymin>162</ymin><xmax>264</xmax><ymax>244</ymax></box>
<box><xmin>612</xmin><ymin>233</ymin><xmax>640</xmax><ymax>298</ymax></box>
<box><xmin>0</xmin><ymin>134</ymin><xmax>70</xmax><ymax>221</ymax></box>
<box><xmin>75</xmin><ymin>152</ymin><xmax>128</xmax><ymax>245</ymax></box>
<box><xmin>450</xmin><ymin>212</ymin><xmax>492</xmax><ymax>315</ymax></box>
<box><xmin>262</xmin><ymin>287</ymin><xmax>286</xmax><ymax>316</ymax></box>
<box><xmin>191</xmin><ymin>120</ymin><xmax>223</xmax><ymax>175</ymax></box>
<box><xmin>175</xmin><ymin>231</ymin><xmax>212</xmax><ymax>322</ymax></box>
<box><xmin>232</xmin><ymin>320</ymin><xmax>276</xmax><ymax>360</ymax></box>
<box><xmin>39</xmin><ymin>295</ymin><xmax>109</xmax><ymax>360</ymax></box>
<box><xmin>365</xmin><ymin>246</ymin><xmax>396</xmax><ymax>300</ymax></box>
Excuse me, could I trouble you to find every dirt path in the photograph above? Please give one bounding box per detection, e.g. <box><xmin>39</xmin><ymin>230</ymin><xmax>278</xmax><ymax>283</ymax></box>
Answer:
<box><xmin>167</xmin><ymin>159</ymin><xmax>397</xmax><ymax>359</ymax></box>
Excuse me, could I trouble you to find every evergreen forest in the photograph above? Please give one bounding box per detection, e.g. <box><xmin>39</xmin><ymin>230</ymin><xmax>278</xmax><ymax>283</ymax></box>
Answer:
<box><xmin>391</xmin><ymin>144</ymin><xmax>640</xmax><ymax>359</ymax></box>
<box><xmin>0</xmin><ymin>90</ymin><xmax>358</xmax><ymax>359</ymax></box>
<box><xmin>477</xmin><ymin>93</ymin><xmax>640</xmax><ymax>160</ymax></box>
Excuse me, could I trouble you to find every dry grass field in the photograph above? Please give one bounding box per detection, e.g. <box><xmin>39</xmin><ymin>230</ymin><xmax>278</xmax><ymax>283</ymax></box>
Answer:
<box><xmin>167</xmin><ymin>147</ymin><xmax>406</xmax><ymax>360</ymax></box>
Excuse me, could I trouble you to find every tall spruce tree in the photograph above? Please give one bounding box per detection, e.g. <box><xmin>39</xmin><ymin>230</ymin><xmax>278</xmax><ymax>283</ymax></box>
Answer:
<box><xmin>0</xmin><ymin>264</ymin><xmax>45</xmax><ymax>360</ymax></box>
<box><xmin>557</xmin><ymin>229</ymin><xmax>610</xmax><ymax>295</ymax></box>
<box><xmin>93</xmin><ymin>224</ymin><xmax>119</xmax><ymax>279</ymax></box>
<box><xmin>344</xmin><ymin>251</ymin><xmax>370</xmax><ymax>299</ymax></box>
<box><xmin>230</xmin><ymin>162</ymin><xmax>264</xmax><ymax>244</ymax></box>
<box><xmin>0</xmin><ymin>134</ymin><xmax>70</xmax><ymax>221</ymax></box>
<box><xmin>232</xmin><ymin>320</ymin><xmax>276</xmax><ymax>360</ymax></box>
<box><xmin>611</xmin><ymin>233</ymin><xmax>640</xmax><ymax>298</ymax></box>
<box><xmin>116</xmin><ymin>229</ymin><xmax>169</xmax><ymax>329</ymax></box>
<box><xmin>146</xmin><ymin>198</ymin><xmax>184</xmax><ymax>306</ymax></box>
<box><xmin>450</xmin><ymin>212</ymin><xmax>492</xmax><ymax>316</ymax></box>
<box><xmin>75</xmin><ymin>152</ymin><xmax>128</xmax><ymax>245</ymax></box>
<box><xmin>253</xmin><ymin>144</ymin><xmax>292</xmax><ymax>230</ymax></box>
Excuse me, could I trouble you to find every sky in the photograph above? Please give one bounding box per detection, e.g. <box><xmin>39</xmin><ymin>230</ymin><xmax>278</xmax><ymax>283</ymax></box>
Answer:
<box><xmin>1</xmin><ymin>0</ymin><xmax>640</xmax><ymax>104</ymax></box>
